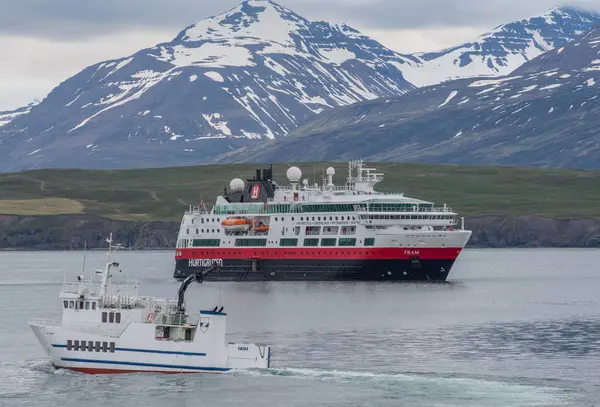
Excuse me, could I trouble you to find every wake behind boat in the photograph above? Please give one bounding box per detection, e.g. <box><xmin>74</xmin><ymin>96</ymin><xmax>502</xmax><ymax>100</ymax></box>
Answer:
<box><xmin>29</xmin><ymin>234</ymin><xmax>271</xmax><ymax>374</ymax></box>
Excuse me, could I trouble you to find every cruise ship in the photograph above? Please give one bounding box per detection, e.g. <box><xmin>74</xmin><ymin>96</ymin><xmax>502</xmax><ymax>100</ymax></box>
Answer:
<box><xmin>174</xmin><ymin>161</ymin><xmax>471</xmax><ymax>281</ymax></box>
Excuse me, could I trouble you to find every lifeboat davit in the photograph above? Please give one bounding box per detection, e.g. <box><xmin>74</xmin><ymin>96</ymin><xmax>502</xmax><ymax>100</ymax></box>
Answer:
<box><xmin>221</xmin><ymin>216</ymin><xmax>251</xmax><ymax>232</ymax></box>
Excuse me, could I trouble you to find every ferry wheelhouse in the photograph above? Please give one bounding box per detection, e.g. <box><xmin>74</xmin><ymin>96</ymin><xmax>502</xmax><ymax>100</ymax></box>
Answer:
<box><xmin>29</xmin><ymin>234</ymin><xmax>271</xmax><ymax>374</ymax></box>
<box><xmin>174</xmin><ymin>161</ymin><xmax>471</xmax><ymax>281</ymax></box>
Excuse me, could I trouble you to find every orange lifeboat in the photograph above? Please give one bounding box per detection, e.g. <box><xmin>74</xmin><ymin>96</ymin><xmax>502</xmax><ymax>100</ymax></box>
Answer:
<box><xmin>251</xmin><ymin>218</ymin><xmax>269</xmax><ymax>234</ymax></box>
<box><xmin>221</xmin><ymin>216</ymin><xmax>251</xmax><ymax>232</ymax></box>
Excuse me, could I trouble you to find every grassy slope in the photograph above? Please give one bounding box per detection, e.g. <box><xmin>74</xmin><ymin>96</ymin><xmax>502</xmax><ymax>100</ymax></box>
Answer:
<box><xmin>0</xmin><ymin>162</ymin><xmax>599</xmax><ymax>221</ymax></box>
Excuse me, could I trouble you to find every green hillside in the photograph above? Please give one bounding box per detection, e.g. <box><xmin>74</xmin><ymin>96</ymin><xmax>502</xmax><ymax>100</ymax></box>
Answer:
<box><xmin>0</xmin><ymin>162</ymin><xmax>598</xmax><ymax>221</ymax></box>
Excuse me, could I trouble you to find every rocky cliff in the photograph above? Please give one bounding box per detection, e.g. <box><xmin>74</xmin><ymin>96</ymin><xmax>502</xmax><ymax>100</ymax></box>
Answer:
<box><xmin>1</xmin><ymin>214</ymin><xmax>599</xmax><ymax>250</ymax></box>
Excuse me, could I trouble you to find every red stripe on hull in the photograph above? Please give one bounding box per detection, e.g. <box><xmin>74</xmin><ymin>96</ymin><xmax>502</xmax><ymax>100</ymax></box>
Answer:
<box><xmin>61</xmin><ymin>366</ymin><xmax>221</xmax><ymax>375</ymax></box>
<box><xmin>176</xmin><ymin>247</ymin><xmax>462</xmax><ymax>260</ymax></box>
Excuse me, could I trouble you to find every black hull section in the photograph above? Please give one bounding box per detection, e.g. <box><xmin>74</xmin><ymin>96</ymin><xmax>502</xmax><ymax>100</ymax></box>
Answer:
<box><xmin>174</xmin><ymin>259</ymin><xmax>457</xmax><ymax>282</ymax></box>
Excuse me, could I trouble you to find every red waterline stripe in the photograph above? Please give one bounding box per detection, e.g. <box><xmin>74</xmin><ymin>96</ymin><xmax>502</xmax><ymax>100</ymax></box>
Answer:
<box><xmin>175</xmin><ymin>247</ymin><xmax>463</xmax><ymax>261</ymax></box>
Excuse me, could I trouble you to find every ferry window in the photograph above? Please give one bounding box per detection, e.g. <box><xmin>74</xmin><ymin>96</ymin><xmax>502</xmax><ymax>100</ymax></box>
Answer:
<box><xmin>102</xmin><ymin>312</ymin><xmax>107</xmax><ymax>323</ymax></box>
<box><xmin>109</xmin><ymin>342</ymin><xmax>115</xmax><ymax>353</ymax></box>
<box><xmin>115</xmin><ymin>313</ymin><xmax>121</xmax><ymax>323</ymax></box>
<box><xmin>191</xmin><ymin>218</ymin><xmax>194</xmax><ymax>224</ymax></box>
<box><xmin>88</xmin><ymin>341</ymin><xmax>94</xmax><ymax>351</ymax></box>
<box><xmin>196</xmin><ymin>229</ymin><xmax>199</xmax><ymax>234</ymax></box>
<box><xmin>109</xmin><ymin>312</ymin><xmax>115</xmax><ymax>323</ymax></box>
<box><xmin>85</xmin><ymin>302</ymin><xmax>90</xmax><ymax>310</ymax></box>
<box><xmin>67</xmin><ymin>340</ymin><xmax>72</xmax><ymax>350</ymax></box>
<box><xmin>193</xmin><ymin>239</ymin><xmax>220</xmax><ymax>247</ymax></box>
<box><xmin>74</xmin><ymin>340</ymin><xmax>79</xmax><ymax>351</ymax></box>
<box><xmin>186</xmin><ymin>229</ymin><xmax>189</xmax><ymax>234</ymax></box>
<box><xmin>321</xmin><ymin>238</ymin><xmax>336</xmax><ymax>246</ymax></box>
<box><xmin>304</xmin><ymin>238</ymin><xmax>319</xmax><ymax>247</ymax></box>
<box><xmin>63</xmin><ymin>300</ymin><xmax>68</xmax><ymax>309</ymax></box>
<box><xmin>280</xmin><ymin>238</ymin><xmax>298</xmax><ymax>247</ymax></box>
<box><xmin>92</xmin><ymin>302</ymin><xmax>96</xmax><ymax>310</ymax></box>
<box><xmin>69</xmin><ymin>301</ymin><xmax>74</xmax><ymax>309</ymax></box>
<box><xmin>81</xmin><ymin>340</ymin><xmax>87</xmax><ymax>351</ymax></box>
<box><xmin>235</xmin><ymin>238</ymin><xmax>267</xmax><ymax>247</ymax></box>
<box><xmin>365</xmin><ymin>238</ymin><xmax>375</xmax><ymax>246</ymax></box>
<box><xmin>95</xmin><ymin>341</ymin><xmax>101</xmax><ymax>352</ymax></box>
<box><xmin>102</xmin><ymin>342</ymin><xmax>108</xmax><ymax>352</ymax></box>
<box><xmin>339</xmin><ymin>238</ymin><xmax>356</xmax><ymax>247</ymax></box>
<box><xmin>201</xmin><ymin>218</ymin><xmax>204</xmax><ymax>223</ymax></box>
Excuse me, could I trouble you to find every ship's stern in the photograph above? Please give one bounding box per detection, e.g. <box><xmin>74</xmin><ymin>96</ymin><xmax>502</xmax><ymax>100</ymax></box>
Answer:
<box><xmin>227</xmin><ymin>343</ymin><xmax>271</xmax><ymax>369</ymax></box>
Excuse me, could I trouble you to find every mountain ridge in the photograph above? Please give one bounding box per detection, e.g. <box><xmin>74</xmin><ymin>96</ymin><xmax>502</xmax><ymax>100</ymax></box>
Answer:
<box><xmin>210</xmin><ymin>26</ymin><xmax>600</xmax><ymax>169</ymax></box>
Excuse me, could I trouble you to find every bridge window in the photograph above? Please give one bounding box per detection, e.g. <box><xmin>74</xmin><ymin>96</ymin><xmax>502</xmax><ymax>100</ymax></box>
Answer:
<box><xmin>102</xmin><ymin>312</ymin><xmax>107</xmax><ymax>323</ymax></box>
<box><xmin>84</xmin><ymin>301</ymin><xmax>90</xmax><ymax>310</ymax></box>
<box><xmin>63</xmin><ymin>300</ymin><xmax>68</xmax><ymax>309</ymax></box>
<box><xmin>92</xmin><ymin>302</ymin><xmax>96</xmax><ymax>310</ymax></box>
<box><xmin>69</xmin><ymin>301</ymin><xmax>74</xmax><ymax>309</ymax></box>
<box><xmin>365</xmin><ymin>238</ymin><xmax>375</xmax><ymax>246</ymax></box>
<box><xmin>115</xmin><ymin>313</ymin><xmax>121</xmax><ymax>323</ymax></box>
<box><xmin>109</xmin><ymin>312</ymin><xmax>115</xmax><ymax>323</ymax></box>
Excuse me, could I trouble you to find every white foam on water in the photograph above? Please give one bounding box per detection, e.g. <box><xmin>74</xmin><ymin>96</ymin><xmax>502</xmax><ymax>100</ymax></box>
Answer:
<box><xmin>230</xmin><ymin>367</ymin><xmax>568</xmax><ymax>406</ymax></box>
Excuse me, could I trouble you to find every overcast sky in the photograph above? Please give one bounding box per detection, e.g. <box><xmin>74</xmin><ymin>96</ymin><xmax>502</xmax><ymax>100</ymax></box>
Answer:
<box><xmin>1</xmin><ymin>0</ymin><xmax>599</xmax><ymax>110</ymax></box>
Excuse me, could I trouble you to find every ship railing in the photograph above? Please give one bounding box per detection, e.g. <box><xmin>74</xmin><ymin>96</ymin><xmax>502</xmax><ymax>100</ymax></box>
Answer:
<box><xmin>60</xmin><ymin>321</ymin><xmax>125</xmax><ymax>337</ymax></box>
<box><xmin>29</xmin><ymin>318</ymin><xmax>60</xmax><ymax>327</ymax></box>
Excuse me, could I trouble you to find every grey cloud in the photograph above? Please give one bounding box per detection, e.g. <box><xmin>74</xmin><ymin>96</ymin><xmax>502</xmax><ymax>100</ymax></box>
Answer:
<box><xmin>0</xmin><ymin>0</ymin><xmax>599</xmax><ymax>40</ymax></box>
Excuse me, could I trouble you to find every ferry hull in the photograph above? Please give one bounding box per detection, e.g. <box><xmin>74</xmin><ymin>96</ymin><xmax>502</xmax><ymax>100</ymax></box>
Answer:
<box><xmin>174</xmin><ymin>258</ymin><xmax>459</xmax><ymax>282</ymax></box>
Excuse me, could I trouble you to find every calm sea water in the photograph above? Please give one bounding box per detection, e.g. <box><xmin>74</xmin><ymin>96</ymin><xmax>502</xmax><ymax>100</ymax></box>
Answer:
<box><xmin>0</xmin><ymin>248</ymin><xmax>599</xmax><ymax>407</ymax></box>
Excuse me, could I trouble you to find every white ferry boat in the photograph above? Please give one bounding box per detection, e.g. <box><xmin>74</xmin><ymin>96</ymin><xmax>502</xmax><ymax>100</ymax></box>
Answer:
<box><xmin>174</xmin><ymin>160</ymin><xmax>472</xmax><ymax>282</ymax></box>
<box><xmin>29</xmin><ymin>234</ymin><xmax>271</xmax><ymax>374</ymax></box>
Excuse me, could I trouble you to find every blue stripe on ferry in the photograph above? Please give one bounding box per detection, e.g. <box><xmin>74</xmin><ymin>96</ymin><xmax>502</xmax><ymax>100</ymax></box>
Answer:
<box><xmin>52</xmin><ymin>344</ymin><xmax>206</xmax><ymax>357</ymax></box>
<box><xmin>60</xmin><ymin>357</ymin><xmax>230</xmax><ymax>372</ymax></box>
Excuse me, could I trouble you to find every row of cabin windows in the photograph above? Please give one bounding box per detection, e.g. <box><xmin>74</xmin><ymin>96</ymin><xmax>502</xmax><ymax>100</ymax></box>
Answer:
<box><xmin>274</xmin><ymin>215</ymin><xmax>357</xmax><ymax>222</ymax></box>
<box><xmin>64</xmin><ymin>300</ymin><xmax>97</xmax><ymax>310</ymax></box>
<box><xmin>188</xmin><ymin>229</ymin><xmax>220</xmax><ymax>235</ymax></box>
<box><xmin>67</xmin><ymin>340</ymin><xmax>115</xmax><ymax>353</ymax></box>
<box><xmin>101</xmin><ymin>311</ymin><xmax>122</xmax><ymax>324</ymax></box>
<box><xmin>192</xmin><ymin>218</ymin><xmax>218</xmax><ymax>224</ymax></box>
<box><xmin>186</xmin><ymin>237</ymin><xmax>376</xmax><ymax>249</ymax></box>
<box><xmin>362</xmin><ymin>214</ymin><xmax>453</xmax><ymax>220</ymax></box>
<box><xmin>280</xmin><ymin>238</ymin><xmax>359</xmax><ymax>247</ymax></box>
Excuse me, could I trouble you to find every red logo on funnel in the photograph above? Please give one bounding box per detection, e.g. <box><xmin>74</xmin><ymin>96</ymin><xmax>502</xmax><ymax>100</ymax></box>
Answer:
<box><xmin>250</xmin><ymin>184</ymin><xmax>261</xmax><ymax>200</ymax></box>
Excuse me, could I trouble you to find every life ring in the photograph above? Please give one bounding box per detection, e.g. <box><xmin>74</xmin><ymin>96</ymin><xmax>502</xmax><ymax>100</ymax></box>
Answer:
<box><xmin>147</xmin><ymin>313</ymin><xmax>154</xmax><ymax>323</ymax></box>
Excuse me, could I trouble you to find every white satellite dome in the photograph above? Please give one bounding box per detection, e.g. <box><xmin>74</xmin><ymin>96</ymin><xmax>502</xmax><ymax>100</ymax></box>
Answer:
<box><xmin>326</xmin><ymin>167</ymin><xmax>335</xmax><ymax>176</ymax></box>
<box><xmin>286</xmin><ymin>166</ymin><xmax>302</xmax><ymax>182</ymax></box>
<box><xmin>229</xmin><ymin>178</ymin><xmax>245</xmax><ymax>192</ymax></box>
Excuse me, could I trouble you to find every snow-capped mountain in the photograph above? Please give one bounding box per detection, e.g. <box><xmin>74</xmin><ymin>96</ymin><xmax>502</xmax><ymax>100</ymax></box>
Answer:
<box><xmin>1</xmin><ymin>1</ymin><xmax>599</xmax><ymax>172</ymax></box>
<box><xmin>402</xmin><ymin>7</ymin><xmax>600</xmax><ymax>86</ymax></box>
<box><xmin>0</xmin><ymin>0</ymin><xmax>416</xmax><ymax>172</ymax></box>
<box><xmin>211</xmin><ymin>27</ymin><xmax>600</xmax><ymax>170</ymax></box>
